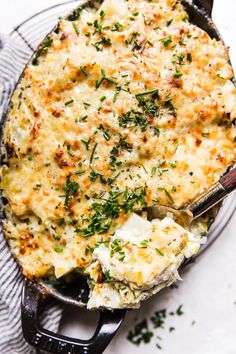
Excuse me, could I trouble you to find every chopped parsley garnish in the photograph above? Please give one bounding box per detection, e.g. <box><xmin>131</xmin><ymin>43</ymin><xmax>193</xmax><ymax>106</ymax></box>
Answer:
<box><xmin>118</xmin><ymin>109</ymin><xmax>148</xmax><ymax>131</ymax></box>
<box><xmin>81</xmin><ymin>138</ymin><xmax>91</xmax><ymax>150</ymax></box>
<box><xmin>166</xmin><ymin>19</ymin><xmax>173</xmax><ymax>26</ymax></box>
<box><xmin>151</xmin><ymin>167</ymin><xmax>157</xmax><ymax>176</ymax></box>
<box><xmin>135</xmin><ymin>89</ymin><xmax>159</xmax><ymax>118</ymax></box>
<box><xmin>160</xmin><ymin>35</ymin><xmax>172</xmax><ymax>47</ymax></box>
<box><xmin>72</xmin><ymin>22</ymin><xmax>80</xmax><ymax>35</ymax></box>
<box><xmin>103</xmin><ymin>131</ymin><xmax>110</xmax><ymax>141</ymax></box>
<box><xmin>179</xmin><ymin>35</ymin><xmax>186</xmax><ymax>46</ymax></box>
<box><xmin>64</xmin><ymin>175</ymin><xmax>78</xmax><ymax>208</ymax></box>
<box><xmin>79</xmin><ymin>115</ymin><xmax>88</xmax><ymax>122</ymax></box>
<box><xmin>151</xmin><ymin>309</ymin><xmax>166</xmax><ymax>328</ymax></box>
<box><xmin>158</xmin><ymin>160</ymin><xmax>166</xmax><ymax>168</ymax></box>
<box><xmin>58</xmin><ymin>217</ymin><xmax>65</xmax><ymax>226</ymax></box>
<box><xmin>95</xmin><ymin>69</ymin><xmax>117</xmax><ymax>89</ymax></box>
<box><xmin>187</xmin><ymin>53</ymin><xmax>192</xmax><ymax>62</ymax></box>
<box><xmin>100</xmin><ymin>95</ymin><xmax>106</xmax><ymax>102</ymax></box>
<box><xmin>33</xmin><ymin>184</ymin><xmax>42</xmax><ymax>190</ymax></box>
<box><xmin>176</xmin><ymin>305</ymin><xmax>184</xmax><ymax>316</ymax></box>
<box><xmin>201</xmin><ymin>132</ymin><xmax>209</xmax><ymax>137</ymax></box>
<box><xmin>75</xmin><ymin>169</ymin><xmax>86</xmax><ymax>175</ymax></box>
<box><xmin>89</xmin><ymin>143</ymin><xmax>98</xmax><ymax>164</ymax></box>
<box><xmin>109</xmin><ymin>135</ymin><xmax>132</xmax><ymax>166</ymax></box>
<box><xmin>98</xmin><ymin>124</ymin><xmax>110</xmax><ymax>141</ymax></box>
<box><xmin>127</xmin><ymin>319</ymin><xmax>154</xmax><ymax>345</ymax></box>
<box><xmin>92</xmin><ymin>36</ymin><xmax>112</xmax><ymax>51</ymax></box>
<box><xmin>67</xmin><ymin>7</ymin><xmax>82</xmax><ymax>21</ymax></box>
<box><xmin>80</xmin><ymin>66</ymin><xmax>88</xmax><ymax>76</ymax></box>
<box><xmin>92</xmin><ymin>19</ymin><xmax>104</xmax><ymax>34</ymax></box>
<box><xmin>135</xmin><ymin>89</ymin><xmax>159</xmax><ymax>97</ymax></box>
<box><xmin>104</xmin><ymin>269</ymin><xmax>111</xmax><ymax>282</ymax></box>
<box><xmin>53</xmin><ymin>235</ymin><xmax>61</xmax><ymax>241</ymax></box>
<box><xmin>54</xmin><ymin>247</ymin><xmax>64</xmax><ymax>253</ymax></box>
<box><xmin>173</xmin><ymin>68</ymin><xmax>183</xmax><ymax>78</ymax></box>
<box><xmin>156</xmin><ymin>248</ymin><xmax>164</xmax><ymax>256</ymax></box>
<box><xmin>83</xmin><ymin>101</ymin><xmax>91</xmax><ymax>109</ymax></box>
<box><xmin>65</xmin><ymin>99</ymin><xmax>74</xmax><ymax>106</ymax></box>
<box><xmin>164</xmin><ymin>188</ymin><xmax>174</xmax><ymax>204</ymax></box>
<box><xmin>32</xmin><ymin>38</ymin><xmax>53</xmax><ymax>65</ymax></box>
<box><xmin>140</xmin><ymin>239</ymin><xmax>148</xmax><ymax>248</ymax></box>
<box><xmin>164</xmin><ymin>97</ymin><xmax>176</xmax><ymax>110</ymax></box>
<box><xmin>75</xmin><ymin>186</ymin><xmax>147</xmax><ymax>238</ymax></box>
<box><xmin>111</xmin><ymin>22</ymin><xmax>123</xmax><ymax>32</ymax></box>
<box><xmin>100</xmin><ymin>10</ymin><xmax>105</xmax><ymax>20</ymax></box>
<box><xmin>128</xmin><ymin>304</ymin><xmax>185</xmax><ymax>348</ymax></box>
<box><xmin>169</xmin><ymin>162</ymin><xmax>176</xmax><ymax>168</ymax></box>
<box><xmin>176</xmin><ymin>52</ymin><xmax>184</xmax><ymax>64</ymax></box>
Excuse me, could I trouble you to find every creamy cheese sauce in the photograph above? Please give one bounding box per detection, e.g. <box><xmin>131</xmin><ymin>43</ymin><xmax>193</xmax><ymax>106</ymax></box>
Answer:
<box><xmin>1</xmin><ymin>0</ymin><xmax>236</xmax><ymax>308</ymax></box>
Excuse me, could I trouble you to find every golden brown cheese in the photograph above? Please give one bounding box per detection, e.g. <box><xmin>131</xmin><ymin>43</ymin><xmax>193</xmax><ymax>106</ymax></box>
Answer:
<box><xmin>1</xmin><ymin>0</ymin><xmax>236</xmax><ymax>307</ymax></box>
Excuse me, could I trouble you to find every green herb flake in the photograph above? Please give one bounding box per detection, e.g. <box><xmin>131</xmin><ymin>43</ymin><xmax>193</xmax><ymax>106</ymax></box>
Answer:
<box><xmin>156</xmin><ymin>248</ymin><xmax>164</xmax><ymax>256</ymax></box>
<box><xmin>80</xmin><ymin>66</ymin><xmax>87</xmax><ymax>76</ymax></box>
<box><xmin>158</xmin><ymin>161</ymin><xmax>166</xmax><ymax>168</ymax></box>
<box><xmin>187</xmin><ymin>53</ymin><xmax>192</xmax><ymax>62</ymax></box>
<box><xmin>53</xmin><ymin>235</ymin><xmax>61</xmax><ymax>241</ymax></box>
<box><xmin>83</xmin><ymin>101</ymin><xmax>91</xmax><ymax>109</ymax></box>
<box><xmin>54</xmin><ymin>247</ymin><xmax>64</xmax><ymax>253</ymax></box>
<box><xmin>151</xmin><ymin>167</ymin><xmax>157</xmax><ymax>176</ymax></box>
<box><xmin>75</xmin><ymin>169</ymin><xmax>86</xmax><ymax>175</ymax></box>
<box><xmin>164</xmin><ymin>188</ymin><xmax>174</xmax><ymax>204</ymax></box>
<box><xmin>160</xmin><ymin>36</ymin><xmax>172</xmax><ymax>47</ymax></box>
<box><xmin>100</xmin><ymin>10</ymin><xmax>105</xmax><ymax>20</ymax></box>
<box><xmin>173</xmin><ymin>69</ymin><xmax>183</xmax><ymax>78</ymax></box>
<box><xmin>135</xmin><ymin>88</ymin><xmax>159</xmax><ymax>97</ymax></box>
<box><xmin>64</xmin><ymin>175</ymin><xmax>78</xmax><ymax>208</ymax></box>
<box><xmin>33</xmin><ymin>184</ymin><xmax>42</xmax><ymax>190</ymax></box>
<box><xmin>100</xmin><ymin>95</ymin><xmax>106</xmax><ymax>102</ymax></box>
<box><xmin>103</xmin><ymin>131</ymin><xmax>110</xmax><ymax>141</ymax></box>
<box><xmin>111</xmin><ymin>22</ymin><xmax>123</xmax><ymax>32</ymax></box>
<box><xmin>79</xmin><ymin>115</ymin><xmax>88</xmax><ymax>122</ymax></box>
<box><xmin>151</xmin><ymin>309</ymin><xmax>166</xmax><ymax>328</ymax></box>
<box><xmin>32</xmin><ymin>38</ymin><xmax>53</xmax><ymax>65</ymax></box>
<box><xmin>104</xmin><ymin>269</ymin><xmax>111</xmax><ymax>282</ymax></box>
<box><xmin>201</xmin><ymin>132</ymin><xmax>209</xmax><ymax>137</ymax></box>
<box><xmin>176</xmin><ymin>305</ymin><xmax>184</xmax><ymax>316</ymax></box>
<box><xmin>58</xmin><ymin>218</ymin><xmax>65</xmax><ymax>226</ymax></box>
<box><xmin>72</xmin><ymin>22</ymin><xmax>80</xmax><ymax>35</ymax></box>
<box><xmin>140</xmin><ymin>239</ymin><xmax>148</xmax><ymax>248</ymax></box>
<box><xmin>127</xmin><ymin>319</ymin><xmax>154</xmax><ymax>345</ymax></box>
<box><xmin>81</xmin><ymin>138</ymin><xmax>91</xmax><ymax>150</ymax></box>
<box><xmin>166</xmin><ymin>19</ymin><xmax>173</xmax><ymax>26</ymax></box>
<box><xmin>90</xmin><ymin>143</ymin><xmax>98</xmax><ymax>164</ymax></box>
<box><xmin>65</xmin><ymin>99</ymin><xmax>74</xmax><ymax>106</ymax></box>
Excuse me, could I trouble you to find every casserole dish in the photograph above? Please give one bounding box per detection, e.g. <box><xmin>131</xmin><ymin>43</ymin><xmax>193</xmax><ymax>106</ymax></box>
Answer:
<box><xmin>0</xmin><ymin>0</ymin><xmax>235</xmax><ymax>352</ymax></box>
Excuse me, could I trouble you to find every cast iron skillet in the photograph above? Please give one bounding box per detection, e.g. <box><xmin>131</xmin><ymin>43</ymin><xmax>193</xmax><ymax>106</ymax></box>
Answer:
<box><xmin>0</xmin><ymin>0</ymin><xmax>229</xmax><ymax>353</ymax></box>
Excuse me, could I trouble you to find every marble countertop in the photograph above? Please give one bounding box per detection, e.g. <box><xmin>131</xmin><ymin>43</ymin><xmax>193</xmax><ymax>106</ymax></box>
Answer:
<box><xmin>1</xmin><ymin>1</ymin><xmax>236</xmax><ymax>353</ymax></box>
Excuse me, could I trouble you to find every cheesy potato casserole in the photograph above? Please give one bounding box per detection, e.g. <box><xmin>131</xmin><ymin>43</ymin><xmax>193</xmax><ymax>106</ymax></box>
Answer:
<box><xmin>1</xmin><ymin>0</ymin><xmax>236</xmax><ymax>309</ymax></box>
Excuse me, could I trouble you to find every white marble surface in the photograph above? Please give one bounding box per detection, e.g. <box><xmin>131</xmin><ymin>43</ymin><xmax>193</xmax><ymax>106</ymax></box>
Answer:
<box><xmin>1</xmin><ymin>1</ymin><xmax>236</xmax><ymax>353</ymax></box>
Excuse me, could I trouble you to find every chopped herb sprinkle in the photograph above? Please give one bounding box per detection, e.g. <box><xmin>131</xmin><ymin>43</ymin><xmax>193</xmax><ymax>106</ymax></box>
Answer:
<box><xmin>72</xmin><ymin>22</ymin><xmax>80</xmax><ymax>35</ymax></box>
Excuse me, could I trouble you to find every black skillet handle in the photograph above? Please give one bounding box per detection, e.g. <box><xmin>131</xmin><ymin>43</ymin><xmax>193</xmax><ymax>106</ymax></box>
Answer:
<box><xmin>192</xmin><ymin>0</ymin><xmax>214</xmax><ymax>17</ymax></box>
<box><xmin>22</xmin><ymin>280</ymin><xmax>126</xmax><ymax>354</ymax></box>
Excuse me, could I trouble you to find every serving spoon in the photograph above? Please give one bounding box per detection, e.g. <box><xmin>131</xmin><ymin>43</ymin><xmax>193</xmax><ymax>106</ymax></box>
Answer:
<box><xmin>146</xmin><ymin>167</ymin><xmax>236</xmax><ymax>226</ymax></box>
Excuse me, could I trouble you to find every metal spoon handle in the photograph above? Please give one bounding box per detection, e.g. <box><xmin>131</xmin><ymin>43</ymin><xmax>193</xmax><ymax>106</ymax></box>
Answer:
<box><xmin>190</xmin><ymin>167</ymin><xmax>236</xmax><ymax>219</ymax></box>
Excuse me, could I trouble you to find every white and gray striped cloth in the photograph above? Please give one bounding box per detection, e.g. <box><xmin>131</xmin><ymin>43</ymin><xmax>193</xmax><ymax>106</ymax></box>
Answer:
<box><xmin>0</xmin><ymin>34</ymin><xmax>63</xmax><ymax>354</ymax></box>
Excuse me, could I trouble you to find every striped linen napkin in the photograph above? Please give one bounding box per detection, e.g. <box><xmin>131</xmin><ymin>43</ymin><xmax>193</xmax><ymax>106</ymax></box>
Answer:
<box><xmin>0</xmin><ymin>34</ymin><xmax>63</xmax><ymax>354</ymax></box>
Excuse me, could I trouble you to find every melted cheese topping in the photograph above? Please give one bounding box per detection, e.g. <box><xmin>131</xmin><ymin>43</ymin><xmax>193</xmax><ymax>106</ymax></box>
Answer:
<box><xmin>1</xmin><ymin>0</ymin><xmax>236</xmax><ymax>308</ymax></box>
